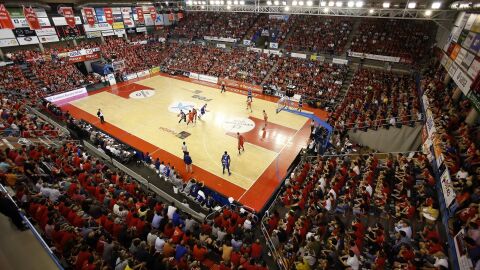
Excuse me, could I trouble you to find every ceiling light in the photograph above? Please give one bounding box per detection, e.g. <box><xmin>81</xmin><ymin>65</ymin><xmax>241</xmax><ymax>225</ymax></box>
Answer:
<box><xmin>285</xmin><ymin>6</ymin><xmax>290</xmax><ymax>10</ymax></box>
<box><xmin>347</xmin><ymin>1</ymin><xmax>354</xmax><ymax>7</ymax></box>
<box><xmin>299</xmin><ymin>1</ymin><xmax>304</xmax><ymax>5</ymax></box>
<box><xmin>323</xmin><ymin>7</ymin><xmax>329</xmax><ymax>12</ymax></box>
<box><xmin>274</xmin><ymin>0</ymin><xmax>279</xmax><ymax>5</ymax></box>
<box><xmin>431</xmin><ymin>2</ymin><xmax>441</xmax><ymax>9</ymax></box>
<box><xmin>234</xmin><ymin>0</ymin><xmax>238</xmax><ymax>4</ymax></box>
<box><xmin>407</xmin><ymin>2</ymin><xmax>416</xmax><ymax>8</ymax></box>
<box><xmin>282</xmin><ymin>1</ymin><xmax>287</xmax><ymax>5</ymax></box>
<box><xmin>227</xmin><ymin>5</ymin><xmax>231</xmax><ymax>8</ymax></box>
<box><xmin>425</xmin><ymin>9</ymin><xmax>432</xmax><ymax>16</ymax></box>
<box><xmin>292</xmin><ymin>0</ymin><xmax>297</xmax><ymax>5</ymax></box>
<box><xmin>320</xmin><ymin>1</ymin><xmax>326</xmax><ymax>6</ymax></box>
<box><xmin>369</xmin><ymin>8</ymin><xmax>374</xmax><ymax>13</ymax></box>
<box><xmin>201</xmin><ymin>5</ymin><xmax>205</xmax><ymax>8</ymax></box>
<box><xmin>328</xmin><ymin>1</ymin><xmax>334</xmax><ymax>6</ymax></box>
<box><xmin>267</xmin><ymin>0</ymin><xmax>272</xmax><ymax>4</ymax></box>
<box><xmin>336</xmin><ymin>1</ymin><xmax>343</xmax><ymax>7</ymax></box>
<box><xmin>382</xmin><ymin>2</ymin><xmax>390</xmax><ymax>8</ymax></box>
<box><xmin>227</xmin><ymin>0</ymin><xmax>231</xmax><ymax>3</ymax></box>
<box><xmin>355</xmin><ymin>1</ymin><xmax>363</xmax><ymax>7</ymax></box>
<box><xmin>307</xmin><ymin>0</ymin><xmax>313</xmax><ymax>6</ymax></box>
<box><xmin>240</xmin><ymin>0</ymin><xmax>245</xmax><ymax>4</ymax></box>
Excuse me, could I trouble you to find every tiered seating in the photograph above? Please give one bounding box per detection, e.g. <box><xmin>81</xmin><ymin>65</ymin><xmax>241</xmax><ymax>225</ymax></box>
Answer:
<box><xmin>422</xmin><ymin>72</ymin><xmax>480</xmax><ymax>267</ymax></box>
<box><xmin>0</xmin><ymin>65</ymin><xmax>37</xmax><ymax>92</ymax></box>
<box><xmin>284</xmin><ymin>16</ymin><xmax>353</xmax><ymax>54</ymax></box>
<box><xmin>207</xmin><ymin>48</ymin><xmax>278</xmax><ymax>86</ymax></box>
<box><xmin>2</xmin><ymin>136</ymin><xmax>268</xmax><ymax>269</ymax></box>
<box><xmin>245</xmin><ymin>14</ymin><xmax>293</xmax><ymax>45</ymax></box>
<box><xmin>171</xmin><ymin>12</ymin><xmax>219</xmax><ymax>40</ymax></box>
<box><xmin>330</xmin><ymin>68</ymin><xmax>421</xmax><ymax>131</ymax></box>
<box><xmin>164</xmin><ymin>44</ymin><xmax>222</xmax><ymax>74</ymax></box>
<box><xmin>206</xmin><ymin>12</ymin><xmax>257</xmax><ymax>40</ymax></box>
<box><xmin>350</xmin><ymin>19</ymin><xmax>436</xmax><ymax>63</ymax></box>
<box><xmin>266</xmin><ymin>58</ymin><xmax>348</xmax><ymax>107</ymax></box>
<box><xmin>263</xmin><ymin>152</ymin><xmax>444</xmax><ymax>269</ymax></box>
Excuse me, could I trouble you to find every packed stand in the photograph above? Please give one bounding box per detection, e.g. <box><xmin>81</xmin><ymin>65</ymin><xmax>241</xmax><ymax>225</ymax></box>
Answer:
<box><xmin>422</xmin><ymin>69</ymin><xmax>480</xmax><ymax>268</ymax></box>
<box><xmin>330</xmin><ymin>67</ymin><xmax>422</xmax><ymax>131</ymax></box>
<box><xmin>349</xmin><ymin>19</ymin><xmax>436</xmax><ymax>63</ymax></box>
<box><xmin>0</xmin><ymin>65</ymin><xmax>37</xmax><ymax>92</ymax></box>
<box><xmin>205</xmin><ymin>12</ymin><xmax>257</xmax><ymax>40</ymax></box>
<box><xmin>263</xmin><ymin>150</ymin><xmax>446</xmax><ymax>270</ymax></box>
<box><xmin>245</xmin><ymin>14</ymin><xmax>293</xmax><ymax>46</ymax></box>
<box><xmin>266</xmin><ymin>58</ymin><xmax>348</xmax><ymax>108</ymax></box>
<box><xmin>284</xmin><ymin>16</ymin><xmax>354</xmax><ymax>55</ymax></box>
<box><xmin>171</xmin><ymin>12</ymin><xmax>219</xmax><ymax>40</ymax></box>
<box><xmin>0</xmin><ymin>138</ymin><xmax>270</xmax><ymax>270</ymax></box>
<box><xmin>164</xmin><ymin>44</ymin><xmax>221</xmax><ymax>74</ymax></box>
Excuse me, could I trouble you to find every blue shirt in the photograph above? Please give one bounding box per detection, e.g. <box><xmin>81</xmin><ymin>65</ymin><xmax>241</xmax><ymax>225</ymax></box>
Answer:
<box><xmin>184</xmin><ymin>155</ymin><xmax>192</xmax><ymax>165</ymax></box>
<box><xmin>175</xmin><ymin>245</ymin><xmax>188</xmax><ymax>261</ymax></box>
<box><xmin>221</xmin><ymin>154</ymin><xmax>230</xmax><ymax>166</ymax></box>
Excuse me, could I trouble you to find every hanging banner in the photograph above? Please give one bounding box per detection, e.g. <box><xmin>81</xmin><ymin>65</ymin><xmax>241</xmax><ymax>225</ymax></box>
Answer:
<box><xmin>104</xmin><ymin>8</ymin><xmax>113</xmax><ymax>25</ymax></box>
<box><xmin>0</xmin><ymin>4</ymin><xmax>14</xmax><ymax>29</ymax></box>
<box><xmin>23</xmin><ymin>6</ymin><xmax>41</xmax><ymax>30</ymax></box>
<box><xmin>136</xmin><ymin>7</ymin><xmax>144</xmax><ymax>23</ymax></box>
<box><xmin>148</xmin><ymin>6</ymin><xmax>156</xmax><ymax>22</ymax></box>
<box><xmin>83</xmin><ymin>8</ymin><xmax>95</xmax><ymax>26</ymax></box>
<box><xmin>62</xmin><ymin>7</ymin><xmax>76</xmax><ymax>28</ymax></box>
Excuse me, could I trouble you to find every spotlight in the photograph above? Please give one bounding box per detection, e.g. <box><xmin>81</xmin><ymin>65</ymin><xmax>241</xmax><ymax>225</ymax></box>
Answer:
<box><xmin>431</xmin><ymin>2</ymin><xmax>441</xmax><ymax>9</ymax></box>
<box><xmin>407</xmin><ymin>2</ymin><xmax>416</xmax><ymax>8</ymax></box>
<box><xmin>382</xmin><ymin>2</ymin><xmax>390</xmax><ymax>8</ymax></box>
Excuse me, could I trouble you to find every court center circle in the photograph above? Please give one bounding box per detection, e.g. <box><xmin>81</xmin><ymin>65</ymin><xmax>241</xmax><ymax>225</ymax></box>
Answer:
<box><xmin>129</xmin><ymin>89</ymin><xmax>155</xmax><ymax>99</ymax></box>
<box><xmin>222</xmin><ymin>117</ymin><xmax>255</xmax><ymax>133</ymax></box>
<box><xmin>168</xmin><ymin>101</ymin><xmax>198</xmax><ymax>114</ymax></box>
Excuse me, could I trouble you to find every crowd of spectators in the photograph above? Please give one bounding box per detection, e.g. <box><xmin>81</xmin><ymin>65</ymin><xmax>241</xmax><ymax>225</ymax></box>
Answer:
<box><xmin>171</xmin><ymin>12</ymin><xmax>220</xmax><ymax>40</ymax></box>
<box><xmin>266</xmin><ymin>58</ymin><xmax>349</xmax><ymax>108</ymax></box>
<box><xmin>421</xmin><ymin>68</ymin><xmax>480</xmax><ymax>268</ymax></box>
<box><xmin>0</xmin><ymin>65</ymin><xmax>37</xmax><ymax>92</ymax></box>
<box><xmin>245</xmin><ymin>14</ymin><xmax>294</xmax><ymax>46</ymax></box>
<box><xmin>262</xmin><ymin>149</ymin><xmax>446</xmax><ymax>270</ymax></box>
<box><xmin>284</xmin><ymin>16</ymin><xmax>353</xmax><ymax>55</ymax></box>
<box><xmin>330</xmin><ymin>67</ymin><xmax>422</xmax><ymax>131</ymax></box>
<box><xmin>349</xmin><ymin>19</ymin><xmax>436</xmax><ymax>63</ymax></box>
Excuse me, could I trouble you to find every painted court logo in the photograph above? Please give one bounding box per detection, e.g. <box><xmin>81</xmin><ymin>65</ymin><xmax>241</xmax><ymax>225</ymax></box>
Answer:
<box><xmin>222</xmin><ymin>117</ymin><xmax>255</xmax><ymax>133</ymax></box>
<box><xmin>168</xmin><ymin>101</ymin><xmax>198</xmax><ymax>114</ymax></box>
<box><xmin>129</xmin><ymin>89</ymin><xmax>155</xmax><ymax>99</ymax></box>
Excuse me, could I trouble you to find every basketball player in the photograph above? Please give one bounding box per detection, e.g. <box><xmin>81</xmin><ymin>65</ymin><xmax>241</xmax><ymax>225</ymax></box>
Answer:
<box><xmin>297</xmin><ymin>97</ymin><xmax>303</xmax><ymax>112</ymax></box>
<box><xmin>178</xmin><ymin>110</ymin><xmax>186</xmax><ymax>123</ymax></box>
<box><xmin>192</xmin><ymin>107</ymin><xmax>198</xmax><ymax>123</ymax></box>
<box><xmin>221</xmin><ymin>151</ymin><xmax>231</xmax><ymax>175</ymax></box>
<box><xmin>247</xmin><ymin>89</ymin><xmax>253</xmax><ymax>101</ymax></box>
<box><xmin>97</xmin><ymin>109</ymin><xmax>105</xmax><ymax>124</ymax></box>
<box><xmin>187</xmin><ymin>110</ymin><xmax>195</xmax><ymax>125</ymax></box>
<box><xmin>237</xmin><ymin>132</ymin><xmax>245</xmax><ymax>154</ymax></box>
<box><xmin>198</xmin><ymin>104</ymin><xmax>207</xmax><ymax>120</ymax></box>
<box><xmin>246</xmin><ymin>98</ymin><xmax>253</xmax><ymax>113</ymax></box>
<box><xmin>221</xmin><ymin>81</ymin><xmax>226</xmax><ymax>93</ymax></box>
<box><xmin>263</xmin><ymin>110</ymin><xmax>268</xmax><ymax>130</ymax></box>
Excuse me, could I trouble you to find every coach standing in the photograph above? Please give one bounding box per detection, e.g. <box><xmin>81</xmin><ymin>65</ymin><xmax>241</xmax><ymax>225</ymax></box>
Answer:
<box><xmin>97</xmin><ymin>109</ymin><xmax>105</xmax><ymax>124</ymax></box>
<box><xmin>221</xmin><ymin>151</ymin><xmax>231</xmax><ymax>176</ymax></box>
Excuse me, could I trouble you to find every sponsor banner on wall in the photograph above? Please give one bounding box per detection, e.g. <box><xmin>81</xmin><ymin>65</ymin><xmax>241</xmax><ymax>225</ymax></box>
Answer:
<box><xmin>465</xmin><ymin>14</ymin><xmax>478</xmax><ymax>31</ymax></box>
<box><xmin>332</xmin><ymin>58</ymin><xmax>348</xmax><ymax>65</ymax></box>
<box><xmin>462</xmin><ymin>32</ymin><xmax>476</xmax><ymax>48</ymax></box>
<box><xmin>13</xmin><ymin>28</ymin><xmax>36</xmax><ymax>37</ymax></box>
<box><xmin>112</xmin><ymin>22</ymin><xmax>124</xmax><ymax>29</ymax></box>
<box><xmin>468</xmin><ymin>58</ymin><xmax>480</xmax><ymax>79</ymax></box>
<box><xmin>113</xmin><ymin>14</ymin><xmax>123</xmax><ymax>23</ymax></box>
<box><xmin>102</xmin><ymin>30</ymin><xmax>115</xmax><ymax>36</ymax></box>
<box><xmin>52</xmin><ymin>16</ymin><xmax>82</xmax><ymax>26</ymax></box>
<box><xmin>199</xmin><ymin>74</ymin><xmax>218</xmax><ymax>84</ymax></box>
<box><xmin>35</xmin><ymin>27</ymin><xmax>57</xmax><ymax>36</ymax></box>
<box><xmin>38</xmin><ymin>35</ymin><xmax>60</xmax><ymax>43</ymax></box>
<box><xmin>453</xmin><ymin>68</ymin><xmax>473</xmax><ymax>95</ymax></box>
<box><xmin>189</xmin><ymin>72</ymin><xmax>199</xmax><ymax>80</ymax></box>
<box><xmin>56</xmin><ymin>25</ymin><xmax>85</xmax><ymax>40</ymax></box>
<box><xmin>136</xmin><ymin>70</ymin><xmax>150</xmax><ymax>78</ymax></box>
<box><xmin>348</xmin><ymin>51</ymin><xmax>401</xmax><ymax>62</ymax></box>
<box><xmin>455</xmin><ymin>48</ymin><xmax>468</xmax><ymax>65</ymax></box>
<box><xmin>17</xmin><ymin>36</ymin><xmax>39</xmax><ymax>45</ymax></box>
<box><xmin>0</xmin><ymin>4</ymin><xmax>15</xmax><ymax>29</ymax></box>
<box><xmin>11</xmin><ymin>17</ymin><xmax>50</xmax><ymax>28</ymax></box>
<box><xmin>461</xmin><ymin>51</ymin><xmax>475</xmax><ymax>70</ymax></box>
<box><xmin>61</xmin><ymin>7</ymin><xmax>76</xmax><ymax>28</ymax></box>
<box><xmin>45</xmin><ymin>87</ymin><xmax>87</xmax><ymax>103</ymax></box>
<box><xmin>114</xmin><ymin>29</ymin><xmax>126</xmax><ymax>36</ymax></box>
<box><xmin>269</xmin><ymin>42</ymin><xmax>279</xmax><ymax>49</ymax></box>
<box><xmin>86</xmin><ymin>31</ymin><xmax>102</xmax><ymax>38</ymax></box>
<box><xmin>221</xmin><ymin>78</ymin><xmax>263</xmax><ymax>93</ymax></box>
<box><xmin>216</xmin><ymin>43</ymin><xmax>226</xmax><ymax>48</ymax></box>
<box><xmin>83</xmin><ymin>7</ymin><xmax>96</xmax><ymax>26</ymax></box>
<box><xmin>23</xmin><ymin>6</ymin><xmax>41</xmax><ymax>30</ymax></box>
<box><xmin>0</xmin><ymin>29</ymin><xmax>15</xmax><ymax>39</ymax></box>
<box><xmin>84</xmin><ymin>23</ymin><xmax>112</xmax><ymax>32</ymax></box>
<box><xmin>269</xmin><ymin>14</ymin><xmax>289</xmax><ymax>20</ymax></box>
<box><xmin>149</xmin><ymin>66</ymin><xmax>160</xmax><ymax>74</ymax></box>
<box><xmin>454</xmin><ymin>229</ymin><xmax>475</xmax><ymax>270</ymax></box>
<box><xmin>64</xmin><ymin>48</ymin><xmax>101</xmax><ymax>63</ymax></box>
<box><xmin>247</xmin><ymin>47</ymin><xmax>263</xmax><ymax>53</ymax></box>
<box><xmin>471</xmin><ymin>34</ymin><xmax>480</xmax><ymax>53</ymax></box>
<box><xmin>448</xmin><ymin>62</ymin><xmax>459</xmax><ymax>78</ymax></box>
<box><xmin>243</xmin><ymin>40</ymin><xmax>251</xmax><ymax>46</ymax></box>
<box><xmin>204</xmin><ymin>36</ymin><xmax>237</xmax><ymax>43</ymax></box>
<box><xmin>425</xmin><ymin>109</ymin><xmax>436</xmax><ymax>138</ymax></box>
<box><xmin>263</xmin><ymin>49</ymin><xmax>282</xmax><ymax>56</ymax></box>
<box><xmin>0</xmin><ymin>38</ymin><xmax>19</xmax><ymax>47</ymax></box>
<box><xmin>291</xmin><ymin>52</ymin><xmax>307</xmax><ymax>59</ymax></box>
<box><xmin>440</xmin><ymin>169</ymin><xmax>456</xmax><ymax>208</ymax></box>
<box><xmin>125</xmin><ymin>73</ymin><xmax>138</xmax><ymax>81</ymax></box>
<box><xmin>136</xmin><ymin>27</ymin><xmax>147</xmax><ymax>33</ymax></box>
<box><xmin>104</xmin><ymin>8</ymin><xmax>114</xmax><ymax>25</ymax></box>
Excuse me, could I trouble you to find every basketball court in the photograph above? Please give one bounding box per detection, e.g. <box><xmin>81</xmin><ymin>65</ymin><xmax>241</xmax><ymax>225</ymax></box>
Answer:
<box><xmin>61</xmin><ymin>73</ymin><xmax>327</xmax><ymax>211</ymax></box>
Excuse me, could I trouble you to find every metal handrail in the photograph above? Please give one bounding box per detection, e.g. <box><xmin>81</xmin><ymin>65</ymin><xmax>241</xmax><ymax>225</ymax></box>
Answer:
<box><xmin>260</xmin><ymin>222</ymin><xmax>288</xmax><ymax>270</ymax></box>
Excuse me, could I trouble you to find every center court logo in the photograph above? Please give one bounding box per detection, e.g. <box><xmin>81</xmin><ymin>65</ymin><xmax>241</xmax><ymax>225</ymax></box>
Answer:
<box><xmin>168</xmin><ymin>101</ymin><xmax>198</xmax><ymax>114</ymax></box>
<box><xmin>129</xmin><ymin>89</ymin><xmax>155</xmax><ymax>99</ymax></box>
<box><xmin>222</xmin><ymin>117</ymin><xmax>255</xmax><ymax>133</ymax></box>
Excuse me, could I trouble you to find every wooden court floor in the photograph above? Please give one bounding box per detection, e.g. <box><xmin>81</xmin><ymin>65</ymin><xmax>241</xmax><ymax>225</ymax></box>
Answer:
<box><xmin>61</xmin><ymin>73</ymin><xmax>327</xmax><ymax>211</ymax></box>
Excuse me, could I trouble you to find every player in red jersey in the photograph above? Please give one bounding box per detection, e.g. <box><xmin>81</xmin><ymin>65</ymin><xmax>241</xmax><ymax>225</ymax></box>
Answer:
<box><xmin>187</xmin><ymin>110</ymin><xmax>195</xmax><ymax>125</ymax></box>
<box><xmin>192</xmin><ymin>108</ymin><xmax>198</xmax><ymax>123</ymax></box>
<box><xmin>237</xmin><ymin>132</ymin><xmax>245</xmax><ymax>154</ymax></box>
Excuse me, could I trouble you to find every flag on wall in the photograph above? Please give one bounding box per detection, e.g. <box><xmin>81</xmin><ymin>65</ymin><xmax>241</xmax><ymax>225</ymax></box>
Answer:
<box><xmin>136</xmin><ymin>7</ymin><xmax>144</xmax><ymax>23</ymax></box>
<box><xmin>23</xmin><ymin>6</ymin><xmax>41</xmax><ymax>30</ymax></box>
<box><xmin>62</xmin><ymin>7</ymin><xmax>76</xmax><ymax>27</ymax></box>
<box><xmin>0</xmin><ymin>4</ymin><xmax>14</xmax><ymax>29</ymax></box>
<box><xmin>83</xmin><ymin>7</ymin><xmax>95</xmax><ymax>26</ymax></box>
<box><xmin>104</xmin><ymin>8</ymin><xmax>113</xmax><ymax>25</ymax></box>
<box><xmin>148</xmin><ymin>6</ymin><xmax>156</xmax><ymax>22</ymax></box>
